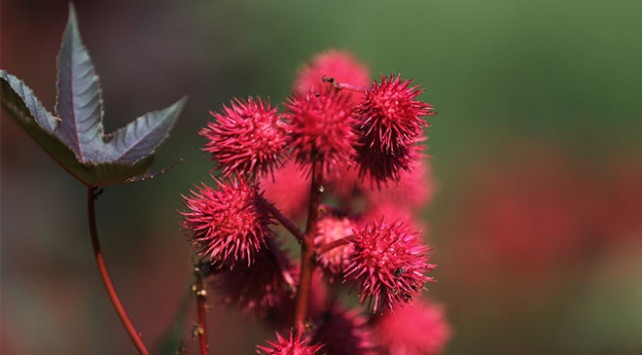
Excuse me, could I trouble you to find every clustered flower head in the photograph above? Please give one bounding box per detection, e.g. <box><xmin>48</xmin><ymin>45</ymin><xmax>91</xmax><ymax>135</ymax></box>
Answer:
<box><xmin>181</xmin><ymin>49</ymin><xmax>449</xmax><ymax>353</ymax></box>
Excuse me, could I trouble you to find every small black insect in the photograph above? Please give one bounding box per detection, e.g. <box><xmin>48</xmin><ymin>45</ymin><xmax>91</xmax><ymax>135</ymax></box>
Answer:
<box><xmin>395</xmin><ymin>267</ymin><xmax>405</xmax><ymax>277</ymax></box>
<box><xmin>92</xmin><ymin>187</ymin><xmax>104</xmax><ymax>200</ymax></box>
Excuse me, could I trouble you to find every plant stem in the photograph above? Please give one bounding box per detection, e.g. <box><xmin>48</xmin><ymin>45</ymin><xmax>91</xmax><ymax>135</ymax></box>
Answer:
<box><xmin>193</xmin><ymin>263</ymin><xmax>209</xmax><ymax>355</ymax></box>
<box><xmin>261</xmin><ymin>197</ymin><xmax>305</xmax><ymax>243</ymax></box>
<box><xmin>87</xmin><ymin>187</ymin><xmax>149</xmax><ymax>355</ymax></box>
<box><xmin>293</xmin><ymin>160</ymin><xmax>323</xmax><ymax>335</ymax></box>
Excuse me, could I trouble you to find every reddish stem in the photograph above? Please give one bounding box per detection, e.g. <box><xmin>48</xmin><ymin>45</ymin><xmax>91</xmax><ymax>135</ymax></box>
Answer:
<box><xmin>193</xmin><ymin>264</ymin><xmax>209</xmax><ymax>355</ymax></box>
<box><xmin>293</xmin><ymin>160</ymin><xmax>323</xmax><ymax>335</ymax></box>
<box><xmin>87</xmin><ymin>187</ymin><xmax>149</xmax><ymax>355</ymax></box>
<box><xmin>262</xmin><ymin>197</ymin><xmax>305</xmax><ymax>243</ymax></box>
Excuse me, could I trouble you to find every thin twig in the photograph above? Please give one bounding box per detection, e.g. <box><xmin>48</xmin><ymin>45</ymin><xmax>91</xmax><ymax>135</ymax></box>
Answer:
<box><xmin>261</xmin><ymin>197</ymin><xmax>305</xmax><ymax>243</ymax></box>
<box><xmin>87</xmin><ymin>187</ymin><xmax>149</xmax><ymax>355</ymax></box>
<box><xmin>316</xmin><ymin>235</ymin><xmax>354</xmax><ymax>255</ymax></box>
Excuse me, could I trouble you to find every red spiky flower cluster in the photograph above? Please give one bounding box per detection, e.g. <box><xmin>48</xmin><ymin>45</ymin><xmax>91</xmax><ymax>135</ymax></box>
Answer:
<box><xmin>180</xmin><ymin>50</ymin><xmax>449</xmax><ymax>353</ymax></box>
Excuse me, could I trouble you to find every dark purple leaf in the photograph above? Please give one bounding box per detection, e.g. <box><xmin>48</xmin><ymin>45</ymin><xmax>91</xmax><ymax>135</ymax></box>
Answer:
<box><xmin>0</xmin><ymin>4</ymin><xmax>185</xmax><ymax>187</ymax></box>
<box><xmin>105</xmin><ymin>97</ymin><xmax>186</xmax><ymax>164</ymax></box>
<box><xmin>54</xmin><ymin>4</ymin><xmax>105</xmax><ymax>163</ymax></box>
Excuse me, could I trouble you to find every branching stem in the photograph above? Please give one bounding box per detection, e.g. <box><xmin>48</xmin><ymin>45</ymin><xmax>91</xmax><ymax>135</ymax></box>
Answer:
<box><xmin>293</xmin><ymin>160</ymin><xmax>323</xmax><ymax>335</ymax></box>
<box><xmin>262</xmin><ymin>197</ymin><xmax>305</xmax><ymax>243</ymax></box>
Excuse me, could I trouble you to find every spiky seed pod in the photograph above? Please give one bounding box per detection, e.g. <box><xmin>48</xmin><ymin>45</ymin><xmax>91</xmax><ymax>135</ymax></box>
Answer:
<box><xmin>344</xmin><ymin>218</ymin><xmax>434</xmax><ymax>311</ymax></box>
<box><xmin>311</xmin><ymin>306</ymin><xmax>377</xmax><ymax>355</ymax></box>
<box><xmin>256</xmin><ymin>329</ymin><xmax>324</xmax><ymax>355</ymax></box>
<box><xmin>214</xmin><ymin>241</ymin><xmax>297</xmax><ymax>319</ymax></box>
<box><xmin>375</xmin><ymin>298</ymin><xmax>451</xmax><ymax>355</ymax></box>
<box><xmin>181</xmin><ymin>177</ymin><xmax>274</xmax><ymax>267</ymax></box>
<box><xmin>355</xmin><ymin>75</ymin><xmax>434</xmax><ymax>184</ymax></box>
<box><xmin>315</xmin><ymin>215</ymin><xmax>357</xmax><ymax>278</ymax></box>
<box><xmin>294</xmin><ymin>49</ymin><xmax>371</xmax><ymax>105</ymax></box>
<box><xmin>284</xmin><ymin>89</ymin><xmax>358</xmax><ymax>174</ymax></box>
<box><xmin>201</xmin><ymin>97</ymin><xmax>286</xmax><ymax>179</ymax></box>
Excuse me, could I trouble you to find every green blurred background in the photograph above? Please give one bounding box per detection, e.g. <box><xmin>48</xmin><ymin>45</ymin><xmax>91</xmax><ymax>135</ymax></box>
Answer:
<box><xmin>2</xmin><ymin>0</ymin><xmax>641</xmax><ymax>354</ymax></box>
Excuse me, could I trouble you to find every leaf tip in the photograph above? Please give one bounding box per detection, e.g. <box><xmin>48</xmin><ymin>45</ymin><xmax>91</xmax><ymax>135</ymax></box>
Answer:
<box><xmin>66</xmin><ymin>2</ymin><xmax>79</xmax><ymax>34</ymax></box>
<box><xmin>174</xmin><ymin>96</ymin><xmax>189</xmax><ymax>112</ymax></box>
<box><xmin>165</xmin><ymin>95</ymin><xmax>188</xmax><ymax>128</ymax></box>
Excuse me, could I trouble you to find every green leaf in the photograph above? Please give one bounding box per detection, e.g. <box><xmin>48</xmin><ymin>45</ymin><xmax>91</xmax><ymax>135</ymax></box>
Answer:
<box><xmin>0</xmin><ymin>4</ymin><xmax>185</xmax><ymax>187</ymax></box>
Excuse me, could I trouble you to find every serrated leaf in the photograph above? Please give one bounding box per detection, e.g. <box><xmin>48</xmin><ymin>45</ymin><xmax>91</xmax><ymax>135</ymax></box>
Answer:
<box><xmin>0</xmin><ymin>4</ymin><xmax>185</xmax><ymax>187</ymax></box>
<box><xmin>105</xmin><ymin>97</ymin><xmax>186</xmax><ymax>164</ymax></box>
<box><xmin>0</xmin><ymin>70</ymin><xmax>59</xmax><ymax>133</ymax></box>
<box><xmin>54</xmin><ymin>4</ymin><xmax>105</xmax><ymax>163</ymax></box>
<box><xmin>1</xmin><ymin>70</ymin><xmax>80</xmax><ymax>168</ymax></box>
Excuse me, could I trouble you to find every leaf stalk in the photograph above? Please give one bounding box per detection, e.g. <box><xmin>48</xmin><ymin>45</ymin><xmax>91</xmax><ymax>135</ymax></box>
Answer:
<box><xmin>87</xmin><ymin>187</ymin><xmax>149</xmax><ymax>355</ymax></box>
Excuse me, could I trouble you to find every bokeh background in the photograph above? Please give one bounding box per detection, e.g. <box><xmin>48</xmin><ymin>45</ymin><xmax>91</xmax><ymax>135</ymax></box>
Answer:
<box><xmin>2</xmin><ymin>0</ymin><xmax>641</xmax><ymax>354</ymax></box>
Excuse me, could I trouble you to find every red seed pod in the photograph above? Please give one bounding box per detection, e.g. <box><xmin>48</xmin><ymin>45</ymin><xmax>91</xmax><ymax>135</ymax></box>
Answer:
<box><xmin>344</xmin><ymin>218</ymin><xmax>434</xmax><ymax>311</ymax></box>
